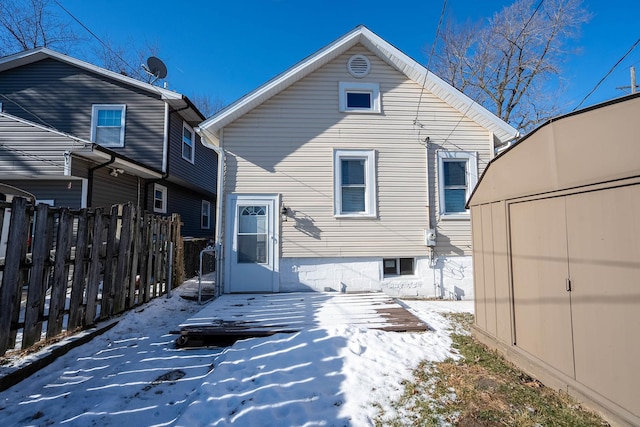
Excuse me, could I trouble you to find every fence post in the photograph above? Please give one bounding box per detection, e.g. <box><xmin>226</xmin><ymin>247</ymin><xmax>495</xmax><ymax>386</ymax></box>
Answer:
<box><xmin>128</xmin><ymin>206</ymin><xmax>142</xmax><ymax>307</ymax></box>
<box><xmin>113</xmin><ymin>203</ymin><xmax>133</xmax><ymax>314</ymax></box>
<box><xmin>85</xmin><ymin>208</ymin><xmax>104</xmax><ymax>325</ymax></box>
<box><xmin>68</xmin><ymin>209</ymin><xmax>89</xmax><ymax>330</ymax></box>
<box><xmin>0</xmin><ymin>197</ymin><xmax>30</xmax><ymax>355</ymax></box>
<box><xmin>23</xmin><ymin>203</ymin><xmax>51</xmax><ymax>347</ymax></box>
<box><xmin>47</xmin><ymin>208</ymin><xmax>74</xmax><ymax>338</ymax></box>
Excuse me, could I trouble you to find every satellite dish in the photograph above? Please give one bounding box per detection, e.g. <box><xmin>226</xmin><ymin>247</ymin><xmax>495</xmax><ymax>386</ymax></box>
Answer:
<box><xmin>143</xmin><ymin>56</ymin><xmax>167</xmax><ymax>82</ymax></box>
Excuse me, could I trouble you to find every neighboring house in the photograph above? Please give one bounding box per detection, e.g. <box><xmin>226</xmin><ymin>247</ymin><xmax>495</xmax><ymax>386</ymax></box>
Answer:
<box><xmin>197</xmin><ymin>26</ymin><xmax>517</xmax><ymax>297</ymax></box>
<box><xmin>0</xmin><ymin>48</ymin><xmax>217</xmax><ymax>238</ymax></box>
<box><xmin>467</xmin><ymin>93</ymin><xmax>640</xmax><ymax>426</ymax></box>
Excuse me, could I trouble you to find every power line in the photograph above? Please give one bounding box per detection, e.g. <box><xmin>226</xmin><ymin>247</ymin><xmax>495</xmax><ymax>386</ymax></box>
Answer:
<box><xmin>573</xmin><ymin>38</ymin><xmax>640</xmax><ymax>111</ymax></box>
<box><xmin>53</xmin><ymin>0</ymin><xmax>141</xmax><ymax>78</ymax></box>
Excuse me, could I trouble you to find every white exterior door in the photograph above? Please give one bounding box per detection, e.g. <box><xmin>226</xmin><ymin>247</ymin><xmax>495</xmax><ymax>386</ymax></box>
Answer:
<box><xmin>225</xmin><ymin>195</ymin><xmax>279</xmax><ymax>293</ymax></box>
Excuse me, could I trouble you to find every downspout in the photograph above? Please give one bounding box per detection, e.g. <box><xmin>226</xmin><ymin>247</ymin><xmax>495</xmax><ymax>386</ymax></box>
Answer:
<box><xmin>195</xmin><ymin>127</ymin><xmax>225</xmax><ymax>294</ymax></box>
<box><xmin>87</xmin><ymin>154</ymin><xmax>115</xmax><ymax>207</ymax></box>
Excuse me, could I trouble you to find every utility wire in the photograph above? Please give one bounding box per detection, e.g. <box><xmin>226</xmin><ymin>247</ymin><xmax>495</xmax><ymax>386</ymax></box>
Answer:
<box><xmin>573</xmin><ymin>37</ymin><xmax>640</xmax><ymax>111</ymax></box>
<box><xmin>54</xmin><ymin>0</ymin><xmax>143</xmax><ymax>78</ymax></box>
<box><xmin>414</xmin><ymin>0</ymin><xmax>448</xmax><ymax>126</ymax></box>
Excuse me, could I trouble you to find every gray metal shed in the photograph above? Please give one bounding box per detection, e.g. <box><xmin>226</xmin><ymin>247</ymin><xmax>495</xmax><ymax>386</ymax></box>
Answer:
<box><xmin>467</xmin><ymin>93</ymin><xmax>640</xmax><ymax>426</ymax></box>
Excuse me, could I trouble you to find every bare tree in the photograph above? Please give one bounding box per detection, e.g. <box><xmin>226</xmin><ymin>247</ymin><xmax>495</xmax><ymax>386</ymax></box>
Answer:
<box><xmin>190</xmin><ymin>94</ymin><xmax>227</xmax><ymax>117</ymax></box>
<box><xmin>93</xmin><ymin>38</ymin><xmax>162</xmax><ymax>83</ymax></box>
<box><xmin>432</xmin><ymin>0</ymin><xmax>590</xmax><ymax>133</ymax></box>
<box><xmin>0</xmin><ymin>0</ymin><xmax>81</xmax><ymax>55</ymax></box>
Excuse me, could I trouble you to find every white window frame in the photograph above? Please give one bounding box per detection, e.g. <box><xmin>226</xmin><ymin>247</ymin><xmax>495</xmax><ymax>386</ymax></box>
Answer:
<box><xmin>153</xmin><ymin>183</ymin><xmax>167</xmax><ymax>214</ymax></box>
<box><xmin>437</xmin><ymin>151</ymin><xmax>478</xmax><ymax>219</ymax></box>
<box><xmin>333</xmin><ymin>149</ymin><xmax>377</xmax><ymax>218</ymax></box>
<box><xmin>90</xmin><ymin>104</ymin><xmax>126</xmax><ymax>147</ymax></box>
<box><xmin>338</xmin><ymin>82</ymin><xmax>381</xmax><ymax>113</ymax></box>
<box><xmin>201</xmin><ymin>200</ymin><xmax>211</xmax><ymax>229</ymax></box>
<box><xmin>182</xmin><ymin>121</ymin><xmax>195</xmax><ymax>163</ymax></box>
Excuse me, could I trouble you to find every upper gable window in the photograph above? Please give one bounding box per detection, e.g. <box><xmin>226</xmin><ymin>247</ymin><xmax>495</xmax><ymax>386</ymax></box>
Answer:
<box><xmin>91</xmin><ymin>105</ymin><xmax>126</xmax><ymax>147</ymax></box>
<box><xmin>182</xmin><ymin>122</ymin><xmax>195</xmax><ymax>163</ymax></box>
<box><xmin>339</xmin><ymin>82</ymin><xmax>380</xmax><ymax>113</ymax></box>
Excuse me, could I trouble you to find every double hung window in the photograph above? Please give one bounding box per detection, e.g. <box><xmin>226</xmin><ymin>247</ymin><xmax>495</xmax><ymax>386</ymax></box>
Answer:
<box><xmin>91</xmin><ymin>104</ymin><xmax>126</xmax><ymax>147</ymax></box>
<box><xmin>437</xmin><ymin>151</ymin><xmax>478</xmax><ymax>218</ymax></box>
<box><xmin>334</xmin><ymin>150</ymin><xmax>376</xmax><ymax>217</ymax></box>
<box><xmin>182</xmin><ymin>122</ymin><xmax>195</xmax><ymax>163</ymax></box>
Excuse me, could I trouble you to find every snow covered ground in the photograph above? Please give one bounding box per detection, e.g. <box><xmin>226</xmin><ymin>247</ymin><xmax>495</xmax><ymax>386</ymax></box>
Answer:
<box><xmin>0</xmin><ymin>282</ymin><xmax>473</xmax><ymax>426</ymax></box>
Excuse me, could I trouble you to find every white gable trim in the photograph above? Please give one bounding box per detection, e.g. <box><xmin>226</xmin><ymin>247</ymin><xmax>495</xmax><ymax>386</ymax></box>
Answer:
<box><xmin>198</xmin><ymin>25</ymin><xmax>518</xmax><ymax>146</ymax></box>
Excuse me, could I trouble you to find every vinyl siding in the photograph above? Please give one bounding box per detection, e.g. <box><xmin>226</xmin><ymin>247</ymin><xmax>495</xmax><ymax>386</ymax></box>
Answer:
<box><xmin>167</xmin><ymin>112</ymin><xmax>217</xmax><ymax>194</ymax></box>
<box><xmin>0</xmin><ymin>114</ymin><xmax>87</xmax><ymax>177</ymax></box>
<box><xmin>91</xmin><ymin>167</ymin><xmax>143</xmax><ymax>209</ymax></box>
<box><xmin>145</xmin><ymin>179</ymin><xmax>216</xmax><ymax>238</ymax></box>
<box><xmin>222</xmin><ymin>44</ymin><xmax>493</xmax><ymax>258</ymax></box>
<box><xmin>2</xmin><ymin>179</ymin><xmax>83</xmax><ymax>208</ymax></box>
<box><xmin>0</xmin><ymin>58</ymin><xmax>165</xmax><ymax>168</ymax></box>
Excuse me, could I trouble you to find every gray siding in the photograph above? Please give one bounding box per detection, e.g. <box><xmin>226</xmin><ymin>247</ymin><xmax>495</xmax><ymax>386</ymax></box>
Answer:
<box><xmin>222</xmin><ymin>44</ymin><xmax>493</xmax><ymax>258</ymax></box>
<box><xmin>91</xmin><ymin>167</ymin><xmax>144</xmax><ymax>209</ymax></box>
<box><xmin>2</xmin><ymin>179</ymin><xmax>83</xmax><ymax>208</ymax></box>
<box><xmin>0</xmin><ymin>58</ymin><xmax>165</xmax><ymax>168</ymax></box>
<box><xmin>167</xmin><ymin>112</ymin><xmax>217</xmax><ymax>194</ymax></box>
<box><xmin>0</xmin><ymin>114</ymin><xmax>89</xmax><ymax>177</ymax></box>
<box><xmin>145</xmin><ymin>180</ymin><xmax>216</xmax><ymax>238</ymax></box>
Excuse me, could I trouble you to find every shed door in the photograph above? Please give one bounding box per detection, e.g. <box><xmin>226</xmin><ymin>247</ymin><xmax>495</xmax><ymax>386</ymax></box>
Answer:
<box><xmin>509</xmin><ymin>197</ymin><xmax>575</xmax><ymax>378</ymax></box>
<box><xmin>566</xmin><ymin>185</ymin><xmax>640</xmax><ymax>416</ymax></box>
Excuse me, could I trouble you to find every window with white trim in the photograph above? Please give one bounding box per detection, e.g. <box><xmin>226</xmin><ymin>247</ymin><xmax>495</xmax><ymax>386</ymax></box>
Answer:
<box><xmin>339</xmin><ymin>82</ymin><xmax>380</xmax><ymax>113</ymax></box>
<box><xmin>91</xmin><ymin>104</ymin><xmax>126</xmax><ymax>147</ymax></box>
<box><xmin>334</xmin><ymin>149</ymin><xmax>377</xmax><ymax>217</ymax></box>
<box><xmin>437</xmin><ymin>151</ymin><xmax>478</xmax><ymax>218</ymax></box>
<box><xmin>153</xmin><ymin>183</ymin><xmax>167</xmax><ymax>213</ymax></box>
<box><xmin>383</xmin><ymin>258</ymin><xmax>415</xmax><ymax>277</ymax></box>
<box><xmin>182</xmin><ymin>122</ymin><xmax>195</xmax><ymax>163</ymax></box>
<box><xmin>201</xmin><ymin>200</ymin><xmax>211</xmax><ymax>229</ymax></box>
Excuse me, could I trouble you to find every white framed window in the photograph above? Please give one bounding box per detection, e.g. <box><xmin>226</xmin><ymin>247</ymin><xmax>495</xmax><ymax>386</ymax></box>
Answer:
<box><xmin>437</xmin><ymin>151</ymin><xmax>478</xmax><ymax>218</ymax></box>
<box><xmin>338</xmin><ymin>82</ymin><xmax>380</xmax><ymax>113</ymax></box>
<box><xmin>91</xmin><ymin>104</ymin><xmax>126</xmax><ymax>147</ymax></box>
<box><xmin>383</xmin><ymin>258</ymin><xmax>415</xmax><ymax>277</ymax></box>
<box><xmin>153</xmin><ymin>183</ymin><xmax>167</xmax><ymax>213</ymax></box>
<box><xmin>201</xmin><ymin>200</ymin><xmax>211</xmax><ymax>229</ymax></box>
<box><xmin>334</xmin><ymin>149</ymin><xmax>377</xmax><ymax>218</ymax></box>
<box><xmin>182</xmin><ymin>122</ymin><xmax>195</xmax><ymax>163</ymax></box>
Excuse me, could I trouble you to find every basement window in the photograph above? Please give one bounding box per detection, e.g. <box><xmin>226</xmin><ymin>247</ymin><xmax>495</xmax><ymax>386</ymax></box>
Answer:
<box><xmin>383</xmin><ymin>258</ymin><xmax>415</xmax><ymax>276</ymax></box>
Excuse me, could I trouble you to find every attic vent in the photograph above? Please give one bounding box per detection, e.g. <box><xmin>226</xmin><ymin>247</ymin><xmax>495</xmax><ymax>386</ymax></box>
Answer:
<box><xmin>347</xmin><ymin>54</ymin><xmax>371</xmax><ymax>78</ymax></box>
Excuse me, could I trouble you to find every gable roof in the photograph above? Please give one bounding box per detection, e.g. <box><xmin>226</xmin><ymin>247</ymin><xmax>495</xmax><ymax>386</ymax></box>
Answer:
<box><xmin>197</xmin><ymin>25</ymin><xmax>518</xmax><ymax>146</ymax></box>
<box><xmin>0</xmin><ymin>47</ymin><xmax>205</xmax><ymax>124</ymax></box>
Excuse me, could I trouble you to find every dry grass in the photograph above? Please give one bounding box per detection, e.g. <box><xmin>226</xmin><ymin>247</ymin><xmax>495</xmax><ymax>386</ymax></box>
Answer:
<box><xmin>376</xmin><ymin>313</ymin><xmax>609</xmax><ymax>427</ymax></box>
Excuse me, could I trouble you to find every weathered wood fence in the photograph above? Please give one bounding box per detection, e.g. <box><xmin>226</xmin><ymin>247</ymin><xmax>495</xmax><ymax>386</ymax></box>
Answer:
<box><xmin>0</xmin><ymin>198</ymin><xmax>183</xmax><ymax>356</ymax></box>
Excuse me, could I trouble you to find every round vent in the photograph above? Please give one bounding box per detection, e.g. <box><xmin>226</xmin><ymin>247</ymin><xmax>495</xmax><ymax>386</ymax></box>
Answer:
<box><xmin>347</xmin><ymin>54</ymin><xmax>371</xmax><ymax>78</ymax></box>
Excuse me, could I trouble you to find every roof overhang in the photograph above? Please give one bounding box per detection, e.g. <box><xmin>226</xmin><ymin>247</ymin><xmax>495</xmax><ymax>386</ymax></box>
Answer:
<box><xmin>197</xmin><ymin>25</ymin><xmax>518</xmax><ymax>147</ymax></box>
<box><xmin>0</xmin><ymin>48</ymin><xmax>205</xmax><ymax>124</ymax></box>
<box><xmin>0</xmin><ymin>112</ymin><xmax>163</xmax><ymax>179</ymax></box>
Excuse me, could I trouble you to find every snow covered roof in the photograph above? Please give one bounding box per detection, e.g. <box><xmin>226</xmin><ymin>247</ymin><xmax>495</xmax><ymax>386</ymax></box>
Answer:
<box><xmin>198</xmin><ymin>25</ymin><xmax>518</xmax><ymax>146</ymax></box>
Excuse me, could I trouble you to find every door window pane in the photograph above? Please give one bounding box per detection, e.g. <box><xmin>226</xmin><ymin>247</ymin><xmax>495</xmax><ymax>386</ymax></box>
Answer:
<box><xmin>237</xmin><ymin>205</ymin><xmax>267</xmax><ymax>264</ymax></box>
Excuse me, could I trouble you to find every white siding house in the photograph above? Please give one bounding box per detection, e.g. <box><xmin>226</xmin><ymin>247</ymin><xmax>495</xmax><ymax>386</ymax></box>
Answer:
<box><xmin>198</xmin><ymin>26</ymin><xmax>517</xmax><ymax>298</ymax></box>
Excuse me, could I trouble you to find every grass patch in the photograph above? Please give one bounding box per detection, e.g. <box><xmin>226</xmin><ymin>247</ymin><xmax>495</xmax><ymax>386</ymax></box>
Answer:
<box><xmin>376</xmin><ymin>313</ymin><xmax>608</xmax><ymax>427</ymax></box>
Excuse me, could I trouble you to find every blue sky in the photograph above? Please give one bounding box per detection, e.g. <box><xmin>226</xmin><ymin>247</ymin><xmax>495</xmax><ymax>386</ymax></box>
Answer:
<box><xmin>60</xmin><ymin>0</ymin><xmax>639</xmax><ymax>116</ymax></box>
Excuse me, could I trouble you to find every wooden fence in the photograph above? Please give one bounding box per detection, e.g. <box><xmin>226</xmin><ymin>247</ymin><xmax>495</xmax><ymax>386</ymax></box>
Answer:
<box><xmin>0</xmin><ymin>198</ymin><xmax>183</xmax><ymax>356</ymax></box>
